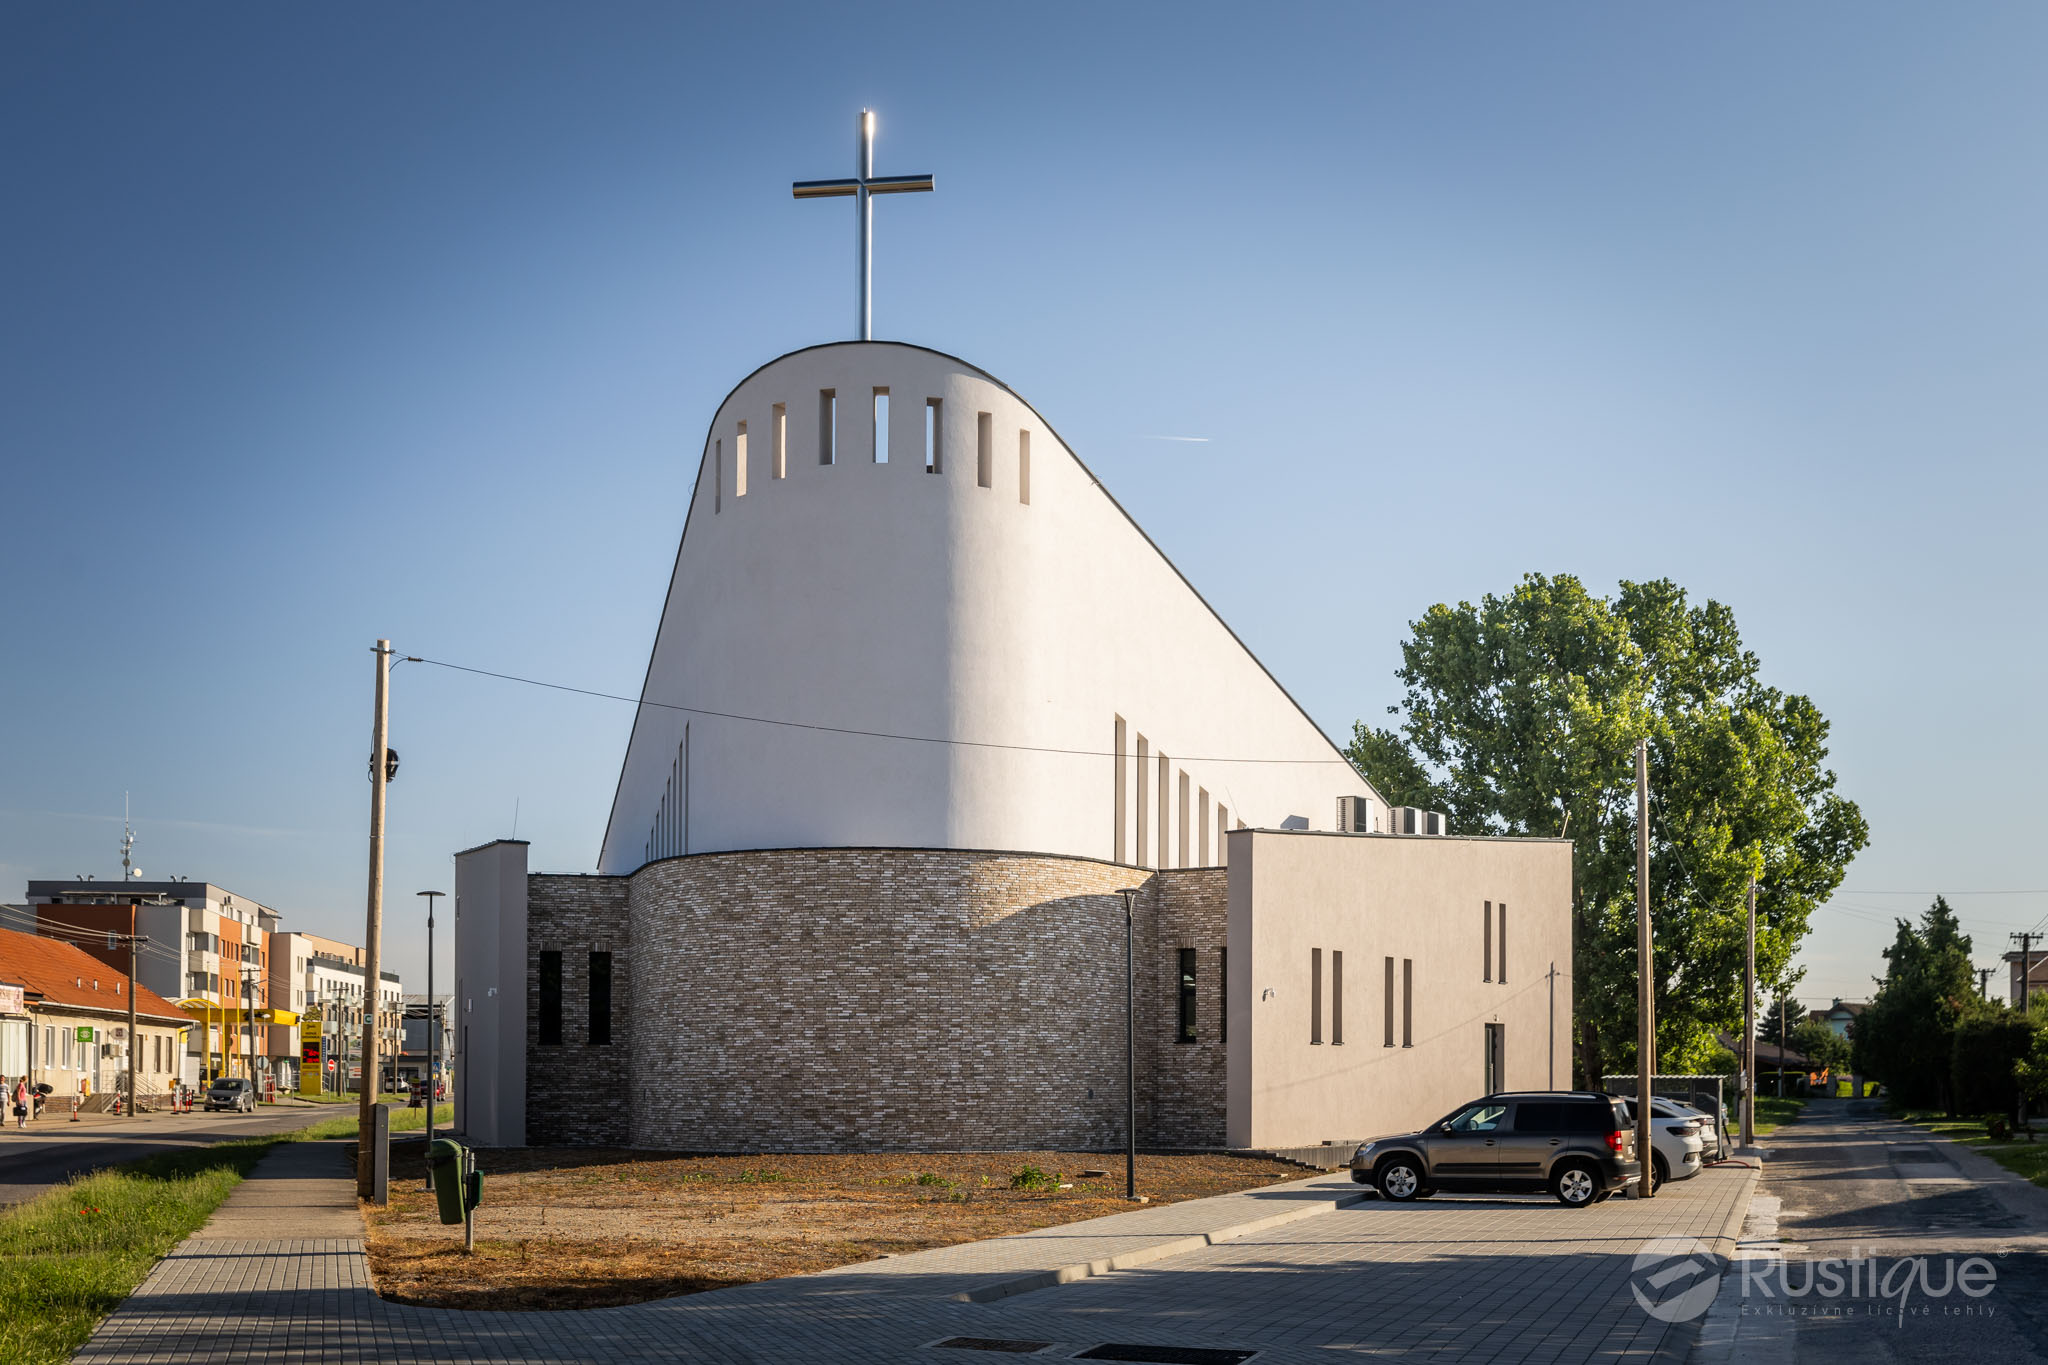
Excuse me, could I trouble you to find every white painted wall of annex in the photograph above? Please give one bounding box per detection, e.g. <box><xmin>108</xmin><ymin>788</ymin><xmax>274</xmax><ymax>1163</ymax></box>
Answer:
<box><xmin>598</xmin><ymin>341</ymin><xmax>1379</xmax><ymax>875</ymax></box>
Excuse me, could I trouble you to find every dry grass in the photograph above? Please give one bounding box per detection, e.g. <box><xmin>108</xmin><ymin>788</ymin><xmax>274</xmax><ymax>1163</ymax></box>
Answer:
<box><xmin>364</xmin><ymin>1148</ymin><xmax>1306</xmax><ymax>1310</ymax></box>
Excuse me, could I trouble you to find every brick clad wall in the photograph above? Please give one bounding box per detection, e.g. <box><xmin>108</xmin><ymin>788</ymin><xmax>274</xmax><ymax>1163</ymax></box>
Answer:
<box><xmin>593</xmin><ymin>848</ymin><xmax>1228</xmax><ymax>1153</ymax></box>
<box><xmin>525</xmin><ymin>874</ymin><xmax>632</xmax><ymax>1145</ymax></box>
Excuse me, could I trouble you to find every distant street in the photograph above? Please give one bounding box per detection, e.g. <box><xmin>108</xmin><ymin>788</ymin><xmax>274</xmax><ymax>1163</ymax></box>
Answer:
<box><xmin>0</xmin><ymin>1103</ymin><xmax>348</xmax><ymax>1205</ymax></box>
<box><xmin>1701</xmin><ymin>1097</ymin><xmax>2048</xmax><ymax>1363</ymax></box>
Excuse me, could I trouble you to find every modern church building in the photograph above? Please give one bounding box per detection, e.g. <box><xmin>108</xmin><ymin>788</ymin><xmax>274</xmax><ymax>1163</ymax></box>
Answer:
<box><xmin>455</xmin><ymin>338</ymin><xmax>1575</xmax><ymax>1155</ymax></box>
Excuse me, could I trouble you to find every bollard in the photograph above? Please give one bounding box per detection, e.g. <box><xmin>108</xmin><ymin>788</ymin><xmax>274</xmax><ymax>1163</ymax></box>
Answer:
<box><xmin>69</xmin><ymin>1096</ymin><xmax>79</xmax><ymax>1122</ymax></box>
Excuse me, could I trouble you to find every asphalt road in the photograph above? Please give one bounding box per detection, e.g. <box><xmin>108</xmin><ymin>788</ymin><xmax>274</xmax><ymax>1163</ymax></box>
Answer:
<box><xmin>1742</xmin><ymin>1096</ymin><xmax>2048</xmax><ymax>1363</ymax></box>
<box><xmin>0</xmin><ymin>1104</ymin><xmax>350</xmax><ymax>1204</ymax></box>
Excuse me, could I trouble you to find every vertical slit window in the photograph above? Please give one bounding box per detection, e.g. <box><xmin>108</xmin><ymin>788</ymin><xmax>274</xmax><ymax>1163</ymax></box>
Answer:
<box><xmin>819</xmin><ymin>389</ymin><xmax>836</xmax><ymax>465</ymax></box>
<box><xmin>1217</xmin><ymin>805</ymin><xmax>1228</xmax><ymax>866</ymax></box>
<box><xmin>1157</xmin><ymin>752</ymin><xmax>1171</xmax><ymax>870</ymax></box>
<box><xmin>1135</xmin><ymin>736</ymin><xmax>1150</xmax><ymax>868</ymax></box>
<box><xmin>588</xmin><ymin>951</ymin><xmax>612</xmax><ymax>1045</ymax></box>
<box><xmin>735</xmin><ymin>421</ymin><xmax>748</xmax><ymax>496</ymax></box>
<box><xmin>713</xmin><ymin>438</ymin><xmax>722</xmax><ymax>513</ymax></box>
<box><xmin>1178</xmin><ymin>947</ymin><xmax>1197</xmax><ymax>1043</ymax></box>
<box><xmin>976</xmin><ymin>411</ymin><xmax>993</xmax><ymax>487</ymax></box>
<box><xmin>1484</xmin><ymin>900</ymin><xmax>1493</xmax><ymax>981</ymax></box>
<box><xmin>1219</xmin><ymin>947</ymin><xmax>1228</xmax><ymax>1044</ymax></box>
<box><xmin>1113</xmin><ymin>716</ymin><xmax>1128</xmax><ymax>864</ymax></box>
<box><xmin>1384</xmin><ymin>957</ymin><xmax>1395</xmax><ymax>1046</ymax></box>
<box><xmin>772</xmin><ymin>403</ymin><xmax>787</xmax><ymax>478</ymax></box>
<box><xmin>537</xmin><ymin>950</ymin><xmax>562</xmax><ymax>1046</ymax></box>
<box><xmin>872</xmin><ymin>388</ymin><xmax>890</xmax><ymax>462</ymax></box>
<box><xmin>1332</xmin><ymin>950</ymin><xmax>1344</xmax><ymax>1045</ymax></box>
<box><xmin>1177</xmin><ymin>771</ymin><xmax>1190</xmax><ymax>867</ymax></box>
<box><xmin>1018</xmin><ymin>429</ymin><xmax>1031</xmax><ymax>503</ymax></box>
<box><xmin>1310</xmin><ymin>948</ymin><xmax>1323</xmax><ymax>1044</ymax></box>
<box><xmin>925</xmin><ymin>398</ymin><xmax>942</xmax><ymax>472</ymax></box>
<box><xmin>1197</xmin><ymin>788</ymin><xmax>1210</xmax><ymax>865</ymax></box>
<box><xmin>1402</xmin><ymin>958</ymin><xmax>1414</xmax><ymax>1047</ymax></box>
<box><xmin>1498</xmin><ymin>903</ymin><xmax>1507</xmax><ymax>982</ymax></box>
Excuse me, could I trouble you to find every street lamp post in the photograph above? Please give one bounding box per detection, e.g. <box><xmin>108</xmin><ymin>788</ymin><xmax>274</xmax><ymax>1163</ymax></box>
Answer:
<box><xmin>417</xmin><ymin>890</ymin><xmax>444</xmax><ymax>1189</ymax></box>
<box><xmin>1119</xmin><ymin>888</ymin><xmax>1140</xmax><ymax>1202</ymax></box>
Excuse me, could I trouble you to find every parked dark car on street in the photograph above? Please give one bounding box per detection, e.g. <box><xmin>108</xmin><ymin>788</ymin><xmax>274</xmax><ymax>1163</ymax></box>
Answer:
<box><xmin>1348</xmin><ymin>1092</ymin><xmax>1642</xmax><ymax>1207</ymax></box>
<box><xmin>205</xmin><ymin>1077</ymin><xmax>256</xmax><ymax>1113</ymax></box>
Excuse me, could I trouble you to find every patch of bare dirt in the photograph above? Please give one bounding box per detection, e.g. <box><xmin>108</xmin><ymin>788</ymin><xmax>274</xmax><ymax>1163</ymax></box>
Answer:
<box><xmin>364</xmin><ymin>1149</ymin><xmax>1306</xmax><ymax>1310</ymax></box>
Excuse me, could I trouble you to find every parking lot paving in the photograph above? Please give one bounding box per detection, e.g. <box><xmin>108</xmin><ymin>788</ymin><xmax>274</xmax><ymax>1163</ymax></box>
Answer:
<box><xmin>76</xmin><ymin>1139</ymin><xmax>1758</xmax><ymax>1364</ymax></box>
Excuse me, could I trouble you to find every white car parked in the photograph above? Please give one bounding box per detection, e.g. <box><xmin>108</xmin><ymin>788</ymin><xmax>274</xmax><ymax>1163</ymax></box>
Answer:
<box><xmin>1615</xmin><ymin>1096</ymin><xmax>1705</xmax><ymax>1189</ymax></box>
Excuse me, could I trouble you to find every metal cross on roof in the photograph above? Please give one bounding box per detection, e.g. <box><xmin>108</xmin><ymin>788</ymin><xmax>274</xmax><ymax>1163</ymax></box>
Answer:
<box><xmin>793</xmin><ymin>109</ymin><xmax>934</xmax><ymax>341</ymax></box>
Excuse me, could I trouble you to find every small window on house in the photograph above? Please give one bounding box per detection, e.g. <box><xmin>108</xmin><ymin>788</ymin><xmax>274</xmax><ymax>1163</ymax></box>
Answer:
<box><xmin>1178</xmin><ymin>947</ymin><xmax>1197</xmax><ymax>1043</ymax></box>
<box><xmin>772</xmin><ymin>403</ymin><xmax>787</xmax><ymax>478</ymax></box>
<box><xmin>976</xmin><ymin>411</ymin><xmax>992</xmax><ymax>487</ymax></box>
<box><xmin>1198</xmin><ymin>787</ymin><xmax>1211</xmax><ymax>865</ymax></box>
<box><xmin>1498</xmin><ymin>902</ymin><xmax>1507</xmax><ymax>983</ymax></box>
<box><xmin>734</xmin><ymin>422</ymin><xmax>748</xmax><ymax>497</ymax></box>
<box><xmin>1135</xmin><ymin>735</ymin><xmax>1151</xmax><ymax>869</ymax></box>
<box><xmin>819</xmin><ymin>389</ymin><xmax>837</xmax><ymax>465</ymax></box>
<box><xmin>1219</xmin><ymin>947</ymin><xmax>1228</xmax><ymax>1044</ymax></box>
<box><xmin>1177</xmin><ymin>771</ymin><xmax>1191</xmax><ymax>867</ymax></box>
<box><xmin>714</xmin><ymin>438</ymin><xmax>722</xmax><ymax>513</ymax></box>
<box><xmin>1403</xmin><ymin>958</ymin><xmax>1414</xmax><ymax>1047</ymax></box>
<box><xmin>1217</xmin><ymin>804</ymin><xmax>1228</xmax><ymax>867</ymax></box>
<box><xmin>1113</xmin><ymin>715</ymin><xmax>1128</xmax><ymax>864</ymax></box>
<box><xmin>1484</xmin><ymin>900</ymin><xmax>1493</xmax><ymax>981</ymax></box>
<box><xmin>1157</xmin><ymin>752</ymin><xmax>1171</xmax><ymax>869</ymax></box>
<box><xmin>1018</xmin><ymin>429</ymin><xmax>1031</xmax><ymax>503</ymax></box>
<box><xmin>589</xmin><ymin>951</ymin><xmax>613</xmax><ymax>1045</ymax></box>
<box><xmin>1384</xmin><ymin>956</ymin><xmax>1395</xmax><ymax>1047</ymax></box>
<box><xmin>925</xmin><ymin>398</ymin><xmax>942</xmax><ymax>472</ymax></box>
<box><xmin>1332</xmin><ymin>950</ymin><xmax>1344</xmax><ymax>1045</ymax></box>
<box><xmin>872</xmin><ymin>388</ymin><xmax>890</xmax><ymax>462</ymax></box>
<box><xmin>1311</xmin><ymin>947</ymin><xmax>1323</xmax><ymax>1045</ymax></box>
<box><xmin>537</xmin><ymin>950</ymin><xmax>563</xmax><ymax>1046</ymax></box>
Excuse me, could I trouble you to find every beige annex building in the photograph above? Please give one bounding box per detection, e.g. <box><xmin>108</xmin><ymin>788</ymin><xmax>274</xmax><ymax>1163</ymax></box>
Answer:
<box><xmin>455</xmin><ymin>341</ymin><xmax>1574</xmax><ymax>1153</ymax></box>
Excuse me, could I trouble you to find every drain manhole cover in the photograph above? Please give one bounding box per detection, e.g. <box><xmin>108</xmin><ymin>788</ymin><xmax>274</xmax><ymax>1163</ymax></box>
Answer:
<box><xmin>1076</xmin><ymin>1348</ymin><xmax>1258</xmax><ymax>1364</ymax></box>
<box><xmin>932</xmin><ymin>1341</ymin><xmax>1054</xmax><ymax>1355</ymax></box>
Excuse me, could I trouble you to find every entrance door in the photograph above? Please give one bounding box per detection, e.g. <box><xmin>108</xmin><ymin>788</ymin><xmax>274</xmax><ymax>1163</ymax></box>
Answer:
<box><xmin>1484</xmin><ymin>1022</ymin><xmax>1506</xmax><ymax>1094</ymax></box>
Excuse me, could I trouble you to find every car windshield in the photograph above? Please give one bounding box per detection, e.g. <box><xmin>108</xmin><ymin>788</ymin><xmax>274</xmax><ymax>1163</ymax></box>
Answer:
<box><xmin>1446</xmin><ymin>1103</ymin><xmax>1508</xmax><ymax>1132</ymax></box>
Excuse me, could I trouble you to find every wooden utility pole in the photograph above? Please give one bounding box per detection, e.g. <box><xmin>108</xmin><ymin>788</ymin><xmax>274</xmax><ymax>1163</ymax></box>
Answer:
<box><xmin>2015</xmin><ymin>932</ymin><xmax>2037</xmax><ymax>1134</ymax></box>
<box><xmin>1635</xmin><ymin>736</ymin><xmax>1655</xmax><ymax>1196</ymax></box>
<box><xmin>1742</xmin><ymin>875</ymin><xmax>1756</xmax><ymax>1149</ymax></box>
<box><xmin>1978</xmin><ymin>967</ymin><xmax>1995</xmax><ymax>999</ymax></box>
<box><xmin>359</xmin><ymin>639</ymin><xmax>393</xmax><ymax>1197</ymax></box>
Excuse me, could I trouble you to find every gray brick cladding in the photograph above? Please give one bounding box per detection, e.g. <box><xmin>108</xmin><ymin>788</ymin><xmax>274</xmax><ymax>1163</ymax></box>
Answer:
<box><xmin>525</xmin><ymin>873</ymin><xmax>632</xmax><ymax>1145</ymax></box>
<box><xmin>525</xmin><ymin>849</ymin><xmax>1226</xmax><ymax>1152</ymax></box>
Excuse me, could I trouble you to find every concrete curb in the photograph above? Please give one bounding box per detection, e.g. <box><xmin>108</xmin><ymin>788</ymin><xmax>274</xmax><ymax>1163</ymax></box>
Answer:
<box><xmin>950</xmin><ymin>1187</ymin><xmax>1369</xmax><ymax>1302</ymax></box>
<box><xmin>1657</xmin><ymin>1160</ymin><xmax>1765</xmax><ymax>1365</ymax></box>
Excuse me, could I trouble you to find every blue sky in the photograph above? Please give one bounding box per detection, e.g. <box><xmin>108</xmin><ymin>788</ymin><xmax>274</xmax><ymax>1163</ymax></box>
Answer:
<box><xmin>4</xmin><ymin>3</ymin><xmax>2043</xmax><ymax>1007</ymax></box>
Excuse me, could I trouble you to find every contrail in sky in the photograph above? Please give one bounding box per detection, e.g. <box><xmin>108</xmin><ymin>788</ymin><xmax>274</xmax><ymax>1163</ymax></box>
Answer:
<box><xmin>1142</xmin><ymin>435</ymin><xmax>1211</xmax><ymax>443</ymax></box>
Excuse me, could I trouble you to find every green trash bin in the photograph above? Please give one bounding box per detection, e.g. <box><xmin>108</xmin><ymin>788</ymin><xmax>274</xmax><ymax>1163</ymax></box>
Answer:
<box><xmin>428</xmin><ymin>1139</ymin><xmax>466</xmax><ymax>1226</ymax></box>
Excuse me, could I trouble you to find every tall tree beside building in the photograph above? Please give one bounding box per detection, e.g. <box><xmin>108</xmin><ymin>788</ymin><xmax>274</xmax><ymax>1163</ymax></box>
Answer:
<box><xmin>1348</xmin><ymin>573</ymin><xmax>1868</xmax><ymax>1085</ymax></box>
<box><xmin>1852</xmin><ymin>896</ymin><xmax>1977</xmax><ymax>1112</ymax></box>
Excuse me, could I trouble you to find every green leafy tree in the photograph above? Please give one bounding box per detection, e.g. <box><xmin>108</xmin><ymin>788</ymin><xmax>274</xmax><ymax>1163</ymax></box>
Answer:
<box><xmin>1348</xmin><ymin>574</ymin><xmax>1868</xmax><ymax>1085</ymax></box>
<box><xmin>1950</xmin><ymin>997</ymin><xmax>2037</xmax><ymax>1123</ymax></box>
<box><xmin>1789</xmin><ymin>1020</ymin><xmax>1851</xmax><ymax>1074</ymax></box>
<box><xmin>1757</xmin><ymin>995</ymin><xmax>1802</xmax><ymax>1051</ymax></box>
<box><xmin>1852</xmin><ymin>897</ymin><xmax>1977</xmax><ymax>1112</ymax></box>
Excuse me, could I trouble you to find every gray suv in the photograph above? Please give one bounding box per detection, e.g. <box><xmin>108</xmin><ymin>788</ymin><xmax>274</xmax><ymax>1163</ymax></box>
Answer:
<box><xmin>1348</xmin><ymin>1092</ymin><xmax>1642</xmax><ymax>1208</ymax></box>
<box><xmin>205</xmin><ymin>1077</ymin><xmax>256</xmax><ymax>1113</ymax></box>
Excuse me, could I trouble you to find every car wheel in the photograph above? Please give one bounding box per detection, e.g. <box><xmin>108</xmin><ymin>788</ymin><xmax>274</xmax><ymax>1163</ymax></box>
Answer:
<box><xmin>1650</xmin><ymin>1154</ymin><xmax>1669</xmax><ymax>1192</ymax></box>
<box><xmin>1552</xmin><ymin>1162</ymin><xmax>1600</xmax><ymax>1208</ymax></box>
<box><xmin>1377</xmin><ymin>1157</ymin><xmax>1424</xmax><ymax>1202</ymax></box>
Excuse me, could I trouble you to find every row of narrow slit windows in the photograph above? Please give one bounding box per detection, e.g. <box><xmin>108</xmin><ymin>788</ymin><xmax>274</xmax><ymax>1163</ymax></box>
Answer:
<box><xmin>713</xmin><ymin>392</ymin><xmax>1032</xmax><ymax>511</ymax></box>
<box><xmin>1308</xmin><ymin>949</ymin><xmax>1414</xmax><ymax>1048</ymax></box>
<box><xmin>1112</xmin><ymin>716</ymin><xmax>1240</xmax><ymax>869</ymax></box>
<box><xmin>536</xmin><ymin>949</ymin><xmax>612</xmax><ymax>1047</ymax></box>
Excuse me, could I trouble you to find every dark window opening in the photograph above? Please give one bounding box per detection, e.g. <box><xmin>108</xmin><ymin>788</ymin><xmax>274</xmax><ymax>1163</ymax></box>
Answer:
<box><xmin>537</xmin><ymin>950</ymin><xmax>562</xmax><ymax>1046</ymax></box>
<box><xmin>1177</xmin><ymin>947</ymin><xmax>1197</xmax><ymax>1043</ymax></box>
<box><xmin>1384</xmin><ymin>956</ymin><xmax>1395</xmax><ymax>1046</ymax></box>
<box><xmin>1219</xmin><ymin>947</ymin><xmax>1228</xmax><ymax>1044</ymax></box>
<box><xmin>1310</xmin><ymin>947</ymin><xmax>1323</xmax><ymax>1045</ymax></box>
<box><xmin>1483</xmin><ymin>899</ymin><xmax>1493</xmax><ymax>981</ymax></box>
<box><xmin>588</xmin><ymin>951</ymin><xmax>613</xmax><ymax>1046</ymax></box>
<box><xmin>1498</xmin><ymin>902</ymin><xmax>1508</xmax><ymax>982</ymax></box>
<box><xmin>1332</xmin><ymin>949</ymin><xmax>1344</xmax><ymax>1045</ymax></box>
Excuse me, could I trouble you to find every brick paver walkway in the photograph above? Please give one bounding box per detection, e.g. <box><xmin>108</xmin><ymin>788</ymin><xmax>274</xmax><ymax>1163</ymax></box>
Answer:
<box><xmin>76</xmin><ymin>1142</ymin><xmax>1758</xmax><ymax>1364</ymax></box>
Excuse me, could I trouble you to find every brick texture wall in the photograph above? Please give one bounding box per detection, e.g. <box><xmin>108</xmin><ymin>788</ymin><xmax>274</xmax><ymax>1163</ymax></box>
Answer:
<box><xmin>518</xmin><ymin>848</ymin><xmax>1227</xmax><ymax>1153</ymax></box>
<box><xmin>525</xmin><ymin>874</ymin><xmax>632</xmax><ymax>1145</ymax></box>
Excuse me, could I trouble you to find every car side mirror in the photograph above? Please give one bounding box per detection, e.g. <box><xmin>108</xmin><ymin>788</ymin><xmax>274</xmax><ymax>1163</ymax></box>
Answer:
<box><xmin>1438</xmin><ymin>1122</ymin><xmax>1453</xmax><ymax>1133</ymax></box>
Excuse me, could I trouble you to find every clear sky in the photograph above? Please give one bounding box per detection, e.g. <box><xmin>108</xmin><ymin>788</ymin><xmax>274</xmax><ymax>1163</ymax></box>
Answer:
<box><xmin>4</xmin><ymin>3</ymin><xmax>2043</xmax><ymax>1010</ymax></box>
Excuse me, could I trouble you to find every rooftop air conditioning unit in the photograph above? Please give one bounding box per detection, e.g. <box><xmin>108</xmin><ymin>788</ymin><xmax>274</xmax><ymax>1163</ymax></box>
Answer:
<box><xmin>1336</xmin><ymin>796</ymin><xmax>1378</xmax><ymax>833</ymax></box>
<box><xmin>1389</xmin><ymin>806</ymin><xmax>1449</xmax><ymax>836</ymax></box>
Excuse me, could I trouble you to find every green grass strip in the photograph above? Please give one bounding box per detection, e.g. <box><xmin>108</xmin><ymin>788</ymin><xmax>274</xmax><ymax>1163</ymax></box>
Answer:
<box><xmin>0</xmin><ymin>1140</ymin><xmax>277</xmax><ymax>1365</ymax></box>
<box><xmin>287</xmin><ymin>1102</ymin><xmax>453</xmax><ymax>1142</ymax></box>
<box><xmin>1893</xmin><ymin>1111</ymin><xmax>2048</xmax><ymax>1187</ymax></box>
<box><xmin>1753</xmin><ymin>1096</ymin><xmax>1806</xmax><ymax>1136</ymax></box>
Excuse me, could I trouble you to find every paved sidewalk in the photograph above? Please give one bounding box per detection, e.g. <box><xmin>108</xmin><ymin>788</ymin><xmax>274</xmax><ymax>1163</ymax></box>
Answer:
<box><xmin>78</xmin><ymin>1144</ymin><xmax>1758</xmax><ymax>1364</ymax></box>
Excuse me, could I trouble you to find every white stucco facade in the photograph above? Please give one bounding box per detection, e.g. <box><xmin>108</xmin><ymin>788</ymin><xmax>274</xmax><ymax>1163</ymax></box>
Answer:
<box><xmin>598</xmin><ymin>341</ymin><xmax>1380</xmax><ymax>875</ymax></box>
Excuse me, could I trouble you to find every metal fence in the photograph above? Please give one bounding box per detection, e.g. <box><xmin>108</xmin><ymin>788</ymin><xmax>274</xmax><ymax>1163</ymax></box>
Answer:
<box><xmin>1601</xmin><ymin>1073</ymin><xmax>1730</xmax><ymax>1129</ymax></box>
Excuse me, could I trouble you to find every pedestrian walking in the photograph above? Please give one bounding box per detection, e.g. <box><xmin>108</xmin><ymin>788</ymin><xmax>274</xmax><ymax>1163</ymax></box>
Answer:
<box><xmin>12</xmin><ymin>1076</ymin><xmax>28</xmax><ymax>1130</ymax></box>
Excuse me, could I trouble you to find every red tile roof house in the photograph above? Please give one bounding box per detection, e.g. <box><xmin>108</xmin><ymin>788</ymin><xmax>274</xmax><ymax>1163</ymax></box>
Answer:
<box><xmin>0</xmin><ymin>925</ymin><xmax>191</xmax><ymax>1113</ymax></box>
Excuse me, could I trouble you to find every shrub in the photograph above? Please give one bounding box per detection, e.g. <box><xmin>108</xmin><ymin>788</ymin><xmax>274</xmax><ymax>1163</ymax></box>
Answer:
<box><xmin>1009</xmin><ymin>1165</ymin><xmax>1061</xmax><ymax>1191</ymax></box>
